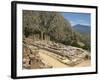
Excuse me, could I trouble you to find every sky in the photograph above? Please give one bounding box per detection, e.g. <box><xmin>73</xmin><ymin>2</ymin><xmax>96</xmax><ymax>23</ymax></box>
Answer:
<box><xmin>61</xmin><ymin>12</ymin><xmax>91</xmax><ymax>26</ymax></box>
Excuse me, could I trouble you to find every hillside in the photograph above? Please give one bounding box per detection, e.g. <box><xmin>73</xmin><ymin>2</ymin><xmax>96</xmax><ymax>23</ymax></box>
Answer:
<box><xmin>23</xmin><ymin>10</ymin><xmax>90</xmax><ymax>50</ymax></box>
<box><xmin>73</xmin><ymin>24</ymin><xmax>91</xmax><ymax>50</ymax></box>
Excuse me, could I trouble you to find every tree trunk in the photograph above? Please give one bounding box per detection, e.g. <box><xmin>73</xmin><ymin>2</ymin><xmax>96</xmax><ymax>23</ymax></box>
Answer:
<box><xmin>40</xmin><ymin>32</ymin><xmax>44</xmax><ymax>40</ymax></box>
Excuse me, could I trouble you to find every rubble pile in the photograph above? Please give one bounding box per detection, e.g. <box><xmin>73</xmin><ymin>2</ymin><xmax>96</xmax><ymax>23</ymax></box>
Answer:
<box><xmin>23</xmin><ymin>44</ymin><xmax>52</xmax><ymax>69</ymax></box>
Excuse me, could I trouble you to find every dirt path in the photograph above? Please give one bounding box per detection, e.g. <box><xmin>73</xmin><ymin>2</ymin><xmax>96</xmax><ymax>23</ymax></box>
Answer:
<box><xmin>39</xmin><ymin>50</ymin><xmax>69</xmax><ymax>68</ymax></box>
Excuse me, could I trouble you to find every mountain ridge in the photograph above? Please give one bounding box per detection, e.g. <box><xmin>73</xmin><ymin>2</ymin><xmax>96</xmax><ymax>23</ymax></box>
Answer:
<box><xmin>73</xmin><ymin>24</ymin><xmax>90</xmax><ymax>35</ymax></box>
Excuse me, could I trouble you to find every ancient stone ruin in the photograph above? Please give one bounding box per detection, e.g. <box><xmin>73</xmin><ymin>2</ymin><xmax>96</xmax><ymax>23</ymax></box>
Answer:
<box><xmin>23</xmin><ymin>38</ymin><xmax>90</xmax><ymax>68</ymax></box>
<box><xmin>23</xmin><ymin>43</ymin><xmax>52</xmax><ymax>69</ymax></box>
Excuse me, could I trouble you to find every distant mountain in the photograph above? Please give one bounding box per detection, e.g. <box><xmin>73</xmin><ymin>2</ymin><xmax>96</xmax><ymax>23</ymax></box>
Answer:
<box><xmin>73</xmin><ymin>24</ymin><xmax>90</xmax><ymax>35</ymax></box>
